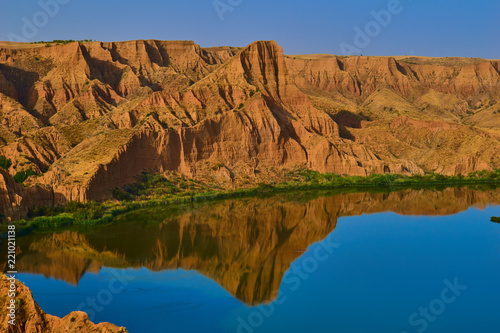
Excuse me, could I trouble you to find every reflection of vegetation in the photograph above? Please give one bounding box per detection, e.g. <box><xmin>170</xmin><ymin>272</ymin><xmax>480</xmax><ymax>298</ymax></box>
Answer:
<box><xmin>6</xmin><ymin>168</ymin><xmax>500</xmax><ymax>233</ymax></box>
<box><xmin>492</xmin><ymin>216</ymin><xmax>500</xmax><ymax>223</ymax></box>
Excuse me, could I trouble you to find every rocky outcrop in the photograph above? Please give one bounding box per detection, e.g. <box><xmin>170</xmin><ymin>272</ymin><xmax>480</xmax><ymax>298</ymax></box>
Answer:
<box><xmin>351</xmin><ymin>116</ymin><xmax>499</xmax><ymax>175</ymax></box>
<box><xmin>0</xmin><ymin>71</ymin><xmax>17</xmax><ymax>100</ymax></box>
<box><xmin>0</xmin><ymin>40</ymin><xmax>237</xmax><ymax>124</ymax></box>
<box><xmin>10</xmin><ymin>41</ymin><xmax>399</xmax><ymax>204</ymax></box>
<box><xmin>438</xmin><ymin>155</ymin><xmax>493</xmax><ymax>176</ymax></box>
<box><xmin>0</xmin><ymin>169</ymin><xmax>57</xmax><ymax>221</ymax></box>
<box><xmin>0</xmin><ymin>275</ymin><xmax>127</xmax><ymax>332</ymax></box>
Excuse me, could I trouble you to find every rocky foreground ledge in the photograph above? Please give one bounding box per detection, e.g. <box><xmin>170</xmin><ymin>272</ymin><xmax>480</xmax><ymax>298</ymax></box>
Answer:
<box><xmin>0</xmin><ymin>275</ymin><xmax>127</xmax><ymax>333</ymax></box>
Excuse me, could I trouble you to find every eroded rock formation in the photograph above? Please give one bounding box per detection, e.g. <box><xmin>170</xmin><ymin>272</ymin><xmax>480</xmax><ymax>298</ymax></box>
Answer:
<box><xmin>0</xmin><ymin>40</ymin><xmax>499</xmax><ymax>219</ymax></box>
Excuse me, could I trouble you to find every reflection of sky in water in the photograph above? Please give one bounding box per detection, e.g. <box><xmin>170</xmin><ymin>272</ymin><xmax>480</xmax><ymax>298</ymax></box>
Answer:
<box><xmin>16</xmin><ymin>204</ymin><xmax>500</xmax><ymax>333</ymax></box>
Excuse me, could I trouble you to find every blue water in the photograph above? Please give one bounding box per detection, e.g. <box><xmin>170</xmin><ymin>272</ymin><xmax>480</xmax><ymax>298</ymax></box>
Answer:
<box><xmin>15</xmin><ymin>204</ymin><xmax>500</xmax><ymax>333</ymax></box>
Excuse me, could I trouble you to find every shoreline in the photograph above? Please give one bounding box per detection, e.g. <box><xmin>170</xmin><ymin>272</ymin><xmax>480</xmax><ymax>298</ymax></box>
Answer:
<box><xmin>2</xmin><ymin>169</ymin><xmax>500</xmax><ymax>236</ymax></box>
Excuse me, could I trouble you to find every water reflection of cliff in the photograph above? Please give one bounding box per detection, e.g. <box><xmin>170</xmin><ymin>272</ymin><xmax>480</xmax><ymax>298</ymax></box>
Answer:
<box><xmin>5</xmin><ymin>187</ymin><xmax>500</xmax><ymax>304</ymax></box>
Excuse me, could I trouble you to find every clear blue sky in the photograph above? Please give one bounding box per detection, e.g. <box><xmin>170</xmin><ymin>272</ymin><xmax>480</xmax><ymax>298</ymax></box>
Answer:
<box><xmin>1</xmin><ymin>0</ymin><xmax>498</xmax><ymax>58</ymax></box>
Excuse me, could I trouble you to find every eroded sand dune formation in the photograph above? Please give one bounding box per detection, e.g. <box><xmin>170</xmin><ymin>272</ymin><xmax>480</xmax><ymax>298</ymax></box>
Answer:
<box><xmin>0</xmin><ymin>40</ymin><xmax>499</xmax><ymax>218</ymax></box>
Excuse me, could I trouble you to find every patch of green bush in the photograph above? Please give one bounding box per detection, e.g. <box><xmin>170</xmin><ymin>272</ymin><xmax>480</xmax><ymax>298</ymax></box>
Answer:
<box><xmin>13</xmin><ymin>169</ymin><xmax>36</xmax><ymax>183</ymax></box>
<box><xmin>29</xmin><ymin>206</ymin><xmax>64</xmax><ymax>218</ymax></box>
<box><xmin>112</xmin><ymin>188</ymin><xmax>133</xmax><ymax>201</ymax></box>
<box><xmin>0</xmin><ymin>155</ymin><xmax>12</xmax><ymax>170</ymax></box>
<box><xmin>31</xmin><ymin>39</ymin><xmax>95</xmax><ymax>45</ymax></box>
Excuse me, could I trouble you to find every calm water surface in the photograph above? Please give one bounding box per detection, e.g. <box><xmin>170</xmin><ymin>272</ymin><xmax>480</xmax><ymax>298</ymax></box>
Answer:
<box><xmin>3</xmin><ymin>187</ymin><xmax>500</xmax><ymax>333</ymax></box>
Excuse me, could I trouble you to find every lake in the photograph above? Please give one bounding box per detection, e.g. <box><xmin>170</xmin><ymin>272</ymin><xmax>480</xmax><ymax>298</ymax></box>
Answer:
<box><xmin>3</xmin><ymin>187</ymin><xmax>500</xmax><ymax>333</ymax></box>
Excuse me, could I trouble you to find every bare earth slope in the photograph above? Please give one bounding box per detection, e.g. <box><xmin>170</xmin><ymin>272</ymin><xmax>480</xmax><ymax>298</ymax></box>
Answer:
<box><xmin>0</xmin><ymin>40</ymin><xmax>499</xmax><ymax>219</ymax></box>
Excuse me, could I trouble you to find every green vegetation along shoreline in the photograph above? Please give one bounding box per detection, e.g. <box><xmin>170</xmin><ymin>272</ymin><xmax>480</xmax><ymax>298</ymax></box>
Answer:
<box><xmin>2</xmin><ymin>169</ymin><xmax>500</xmax><ymax>235</ymax></box>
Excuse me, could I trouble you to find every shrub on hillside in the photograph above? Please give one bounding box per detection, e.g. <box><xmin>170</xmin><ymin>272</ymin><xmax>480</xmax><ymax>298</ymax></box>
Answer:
<box><xmin>13</xmin><ymin>169</ymin><xmax>36</xmax><ymax>183</ymax></box>
<box><xmin>0</xmin><ymin>156</ymin><xmax>12</xmax><ymax>170</ymax></box>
